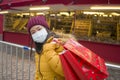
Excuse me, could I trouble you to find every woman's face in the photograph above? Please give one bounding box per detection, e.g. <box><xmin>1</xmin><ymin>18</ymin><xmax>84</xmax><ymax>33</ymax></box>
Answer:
<box><xmin>30</xmin><ymin>25</ymin><xmax>48</xmax><ymax>43</ymax></box>
<box><xmin>30</xmin><ymin>25</ymin><xmax>43</xmax><ymax>35</ymax></box>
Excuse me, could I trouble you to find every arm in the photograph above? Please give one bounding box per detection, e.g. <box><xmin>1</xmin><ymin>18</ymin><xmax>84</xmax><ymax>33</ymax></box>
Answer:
<box><xmin>43</xmin><ymin>42</ymin><xmax>64</xmax><ymax>77</ymax></box>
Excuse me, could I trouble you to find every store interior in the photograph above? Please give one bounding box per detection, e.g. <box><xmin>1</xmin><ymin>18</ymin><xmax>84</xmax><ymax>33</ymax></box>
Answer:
<box><xmin>2</xmin><ymin>4</ymin><xmax>120</xmax><ymax>45</ymax></box>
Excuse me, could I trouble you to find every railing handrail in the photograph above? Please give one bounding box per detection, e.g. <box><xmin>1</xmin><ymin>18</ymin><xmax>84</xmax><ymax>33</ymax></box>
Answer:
<box><xmin>105</xmin><ymin>63</ymin><xmax>120</xmax><ymax>69</ymax></box>
<box><xmin>0</xmin><ymin>40</ymin><xmax>35</xmax><ymax>51</ymax></box>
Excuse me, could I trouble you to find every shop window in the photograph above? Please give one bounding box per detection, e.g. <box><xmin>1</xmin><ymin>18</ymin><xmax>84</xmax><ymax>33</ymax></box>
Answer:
<box><xmin>3</xmin><ymin>11</ymin><xmax>120</xmax><ymax>44</ymax></box>
<box><xmin>4</xmin><ymin>13</ymin><xmax>30</xmax><ymax>33</ymax></box>
<box><xmin>72</xmin><ymin>19</ymin><xmax>92</xmax><ymax>39</ymax></box>
<box><xmin>49</xmin><ymin>11</ymin><xmax>120</xmax><ymax>44</ymax></box>
<box><xmin>92</xmin><ymin>20</ymin><xmax>117</xmax><ymax>43</ymax></box>
<box><xmin>49</xmin><ymin>11</ymin><xmax>74</xmax><ymax>37</ymax></box>
<box><xmin>73</xmin><ymin>11</ymin><xmax>120</xmax><ymax>44</ymax></box>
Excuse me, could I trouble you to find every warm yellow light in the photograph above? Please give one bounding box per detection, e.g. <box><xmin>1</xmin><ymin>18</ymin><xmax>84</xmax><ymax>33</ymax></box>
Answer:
<box><xmin>91</xmin><ymin>6</ymin><xmax>120</xmax><ymax>10</ymax></box>
<box><xmin>111</xmin><ymin>12</ymin><xmax>120</xmax><ymax>16</ymax></box>
<box><xmin>16</xmin><ymin>14</ymin><xmax>22</xmax><ymax>17</ymax></box>
<box><xmin>103</xmin><ymin>15</ymin><xmax>108</xmax><ymax>17</ymax></box>
<box><xmin>50</xmin><ymin>14</ymin><xmax>55</xmax><ymax>16</ymax></box>
<box><xmin>30</xmin><ymin>13</ymin><xmax>35</xmax><ymax>16</ymax></box>
<box><xmin>94</xmin><ymin>15</ymin><xmax>97</xmax><ymax>16</ymax></box>
<box><xmin>70</xmin><ymin>12</ymin><xmax>75</xmax><ymax>16</ymax></box>
<box><xmin>36</xmin><ymin>13</ymin><xmax>45</xmax><ymax>15</ymax></box>
<box><xmin>57</xmin><ymin>14</ymin><xmax>61</xmax><ymax>16</ymax></box>
<box><xmin>22</xmin><ymin>13</ymin><xmax>30</xmax><ymax>15</ymax></box>
<box><xmin>60</xmin><ymin>12</ymin><xmax>69</xmax><ymax>16</ymax></box>
<box><xmin>29</xmin><ymin>7</ymin><xmax>50</xmax><ymax>10</ymax></box>
<box><xmin>0</xmin><ymin>11</ymin><xmax>8</xmax><ymax>14</ymax></box>
<box><xmin>83</xmin><ymin>12</ymin><xmax>104</xmax><ymax>15</ymax></box>
<box><xmin>17</xmin><ymin>14</ymin><xmax>21</xmax><ymax>16</ymax></box>
<box><xmin>109</xmin><ymin>15</ymin><xmax>112</xmax><ymax>17</ymax></box>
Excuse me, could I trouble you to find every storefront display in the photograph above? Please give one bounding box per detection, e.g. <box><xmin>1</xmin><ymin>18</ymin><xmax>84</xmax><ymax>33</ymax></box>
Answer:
<box><xmin>74</xmin><ymin>11</ymin><xmax>120</xmax><ymax>44</ymax></box>
<box><xmin>4</xmin><ymin>13</ymin><xmax>29</xmax><ymax>33</ymax></box>
<box><xmin>49</xmin><ymin>12</ymin><xmax>74</xmax><ymax>34</ymax></box>
<box><xmin>3</xmin><ymin>10</ymin><xmax>120</xmax><ymax>44</ymax></box>
<box><xmin>92</xmin><ymin>20</ymin><xmax>117</xmax><ymax>43</ymax></box>
<box><xmin>73</xmin><ymin>19</ymin><xmax>92</xmax><ymax>38</ymax></box>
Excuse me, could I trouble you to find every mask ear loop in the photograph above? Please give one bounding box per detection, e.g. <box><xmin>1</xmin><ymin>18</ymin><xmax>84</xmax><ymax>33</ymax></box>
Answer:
<box><xmin>32</xmin><ymin>28</ymin><xmax>52</xmax><ymax>80</ymax></box>
<box><xmin>30</xmin><ymin>34</ymin><xmax>43</xmax><ymax>80</ymax></box>
<box><xmin>38</xmin><ymin>50</ymin><xmax>43</xmax><ymax>80</ymax></box>
<box><xmin>37</xmin><ymin>32</ymin><xmax>50</xmax><ymax>80</ymax></box>
<box><xmin>37</xmin><ymin>28</ymin><xmax>51</xmax><ymax>80</ymax></box>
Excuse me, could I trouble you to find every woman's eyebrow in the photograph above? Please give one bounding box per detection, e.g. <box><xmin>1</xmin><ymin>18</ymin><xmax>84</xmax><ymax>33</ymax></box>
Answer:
<box><xmin>36</xmin><ymin>26</ymin><xmax>42</xmax><ymax>29</ymax></box>
<box><xmin>31</xmin><ymin>29</ymin><xmax>36</xmax><ymax>32</ymax></box>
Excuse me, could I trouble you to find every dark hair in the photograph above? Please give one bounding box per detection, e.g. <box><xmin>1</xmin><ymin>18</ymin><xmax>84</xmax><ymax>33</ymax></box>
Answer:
<box><xmin>34</xmin><ymin>42</ymin><xmax>44</xmax><ymax>54</ymax></box>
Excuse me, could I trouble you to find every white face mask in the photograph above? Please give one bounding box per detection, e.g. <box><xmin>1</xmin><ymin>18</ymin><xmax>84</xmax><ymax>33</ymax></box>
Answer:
<box><xmin>32</xmin><ymin>28</ymin><xmax>48</xmax><ymax>43</ymax></box>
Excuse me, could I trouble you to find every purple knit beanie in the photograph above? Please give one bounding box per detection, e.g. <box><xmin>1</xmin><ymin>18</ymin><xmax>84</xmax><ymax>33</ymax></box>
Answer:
<box><xmin>27</xmin><ymin>15</ymin><xmax>49</xmax><ymax>33</ymax></box>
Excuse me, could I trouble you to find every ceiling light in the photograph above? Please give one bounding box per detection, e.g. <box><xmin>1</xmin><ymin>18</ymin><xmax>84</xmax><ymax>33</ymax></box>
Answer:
<box><xmin>91</xmin><ymin>6</ymin><xmax>120</xmax><ymax>10</ymax></box>
<box><xmin>50</xmin><ymin>14</ymin><xmax>55</xmax><ymax>16</ymax></box>
<box><xmin>0</xmin><ymin>11</ymin><xmax>8</xmax><ymax>14</ymax></box>
<box><xmin>29</xmin><ymin>7</ymin><xmax>50</xmax><ymax>10</ymax></box>
<box><xmin>83</xmin><ymin>12</ymin><xmax>104</xmax><ymax>15</ymax></box>
<box><xmin>111</xmin><ymin>12</ymin><xmax>120</xmax><ymax>16</ymax></box>
<box><xmin>22</xmin><ymin>13</ymin><xmax>30</xmax><ymax>15</ymax></box>
<box><xmin>103</xmin><ymin>14</ymin><xmax>108</xmax><ymax>17</ymax></box>
<box><xmin>57</xmin><ymin>14</ymin><xmax>61</xmax><ymax>16</ymax></box>
<box><xmin>109</xmin><ymin>15</ymin><xmax>112</xmax><ymax>17</ymax></box>
<box><xmin>36</xmin><ymin>12</ymin><xmax>45</xmax><ymax>15</ymax></box>
<box><xmin>60</xmin><ymin>12</ymin><xmax>69</xmax><ymax>16</ymax></box>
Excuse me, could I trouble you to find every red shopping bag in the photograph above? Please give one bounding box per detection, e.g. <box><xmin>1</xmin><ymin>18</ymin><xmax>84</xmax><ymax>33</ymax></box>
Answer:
<box><xmin>60</xmin><ymin>50</ymin><xmax>89</xmax><ymax>80</ymax></box>
<box><xmin>60</xmin><ymin>53</ymin><xmax>79</xmax><ymax>80</ymax></box>
<box><xmin>63</xmin><ymin>39</ymin><xmax>109</xmax><ymax>79</ymax></box>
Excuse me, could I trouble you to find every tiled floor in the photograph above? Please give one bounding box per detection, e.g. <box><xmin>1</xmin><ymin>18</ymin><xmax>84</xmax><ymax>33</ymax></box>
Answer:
<box><xmin>106</xmin><ymin>66</ymin><xmax>120</xmax><ymax>80</ymax></box>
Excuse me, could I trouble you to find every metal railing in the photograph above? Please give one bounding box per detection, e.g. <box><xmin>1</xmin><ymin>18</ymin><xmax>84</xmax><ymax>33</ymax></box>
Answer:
<box><xmin>0</xmin><ymin>41</ymin><xmax>35</xmax><ymax>80</ymax></box>
<box><xmin>0</xmin><ymin>40</ymin><xmax>120</xmax><ymax>80</ymax></box>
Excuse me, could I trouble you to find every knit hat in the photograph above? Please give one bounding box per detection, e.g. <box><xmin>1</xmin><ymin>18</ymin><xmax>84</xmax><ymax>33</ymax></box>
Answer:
<box><xmin>27</xmin><ymin>15</ymin><xmax>49</xmax><ymax>33</ymax></box>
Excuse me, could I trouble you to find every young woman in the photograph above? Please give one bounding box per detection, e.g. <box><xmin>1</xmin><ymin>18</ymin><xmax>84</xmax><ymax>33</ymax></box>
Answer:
<box><xmin>27</xmin><ymin>15</ymin><xmax>65</xmax><ymax>80</ymax></box>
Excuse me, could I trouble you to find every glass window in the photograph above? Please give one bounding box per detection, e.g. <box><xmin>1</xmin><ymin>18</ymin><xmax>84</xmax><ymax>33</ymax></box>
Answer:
<box><xmin>4</xmin><ymin>11</ymin><xmax>120</xmax><ymax>44</ymax></box>
<box><xmin>4</xmin><ymin>13</ymin><xmax>30</xmax><ymax>33</ymax></box>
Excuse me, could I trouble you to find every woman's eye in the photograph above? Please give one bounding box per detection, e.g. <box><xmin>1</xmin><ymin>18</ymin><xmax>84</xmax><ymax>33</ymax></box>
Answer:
<box><xmin>31</xmin><ymin>31</ymin><xmax>35</xmax><ymax>34</ymax></box>
<box><xmin>37</xmin><ymin>28</ymin><xmax>41</xmax><ymax>31</ymax></box>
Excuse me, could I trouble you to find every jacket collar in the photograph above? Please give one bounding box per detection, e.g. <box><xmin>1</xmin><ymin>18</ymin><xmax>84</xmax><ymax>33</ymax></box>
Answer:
<box><xmin>46</xmin><ymin>36</ymin><xmax>54</xmax><ymax>43</ymax></box>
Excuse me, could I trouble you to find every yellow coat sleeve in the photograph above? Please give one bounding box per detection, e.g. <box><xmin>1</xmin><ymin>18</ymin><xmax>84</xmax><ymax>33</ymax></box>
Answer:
<box><xmin>43</xmin><ymin>42</ymin><xmax>64</xmax><ymax>77</ymax></box>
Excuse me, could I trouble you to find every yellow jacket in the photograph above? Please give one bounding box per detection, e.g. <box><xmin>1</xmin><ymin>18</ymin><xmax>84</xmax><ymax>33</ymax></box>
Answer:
<box><xmin>35</xmin><ymin>37</ymin><xmax>65</xmax><ymax>80</ymax></box>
